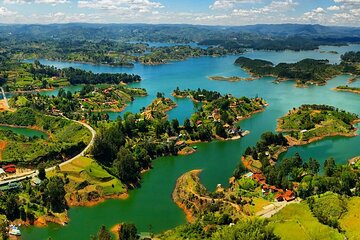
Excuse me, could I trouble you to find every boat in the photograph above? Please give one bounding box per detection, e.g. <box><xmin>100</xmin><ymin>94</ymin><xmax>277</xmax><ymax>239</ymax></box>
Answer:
<box><xmin>9</xmin><ymin>226</ymin><xmax>21</xmax><ymax>236</ymax></box>
<box><xmin>192</xmin><ymin>146</ymin><xmax>198</xmax><ymax>149</ymax></box>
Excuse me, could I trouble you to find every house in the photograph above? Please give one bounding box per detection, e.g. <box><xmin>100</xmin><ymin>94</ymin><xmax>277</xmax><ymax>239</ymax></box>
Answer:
<box><xmin>270</xmin><ymin>186</ymin><xmax>278</xmax><ymax>193</ymax></box>
<box><xmin>167</xmin><ymin>136</ymin><xmax>178</xmax><ymax>142</ymax></box>
<box><xmin>252</xmin><ymin>173</ymin><xmax>266</xmax><ymax>184</ymax></box>
<box><xmin>175</xmin><ymin>141</ymin><xmax>186</xmax><ymax>147</ymax></box>
<box><xmin>2</xmin><ymin>164</ymin><xmax>16</xmax><ymax>174</ymax></box>
<box><xmin>223</xmin><ymin>123</ymin><xmax>230</xmax><ymax>128</ymax></box>
<box><xmin>262</xmin><ymin>185</ymin><xmax>270</xmax><ymax>196</ymax></box>
<box><xmin>244</xmin><ymin>172</ymin><xmax>253</xmax><ymax>178</ymax></box>
<box><xmin>196</xmin><ymin>120</ymin><xmax>203</xmax><ymax>126</ymax></box>
<box><xmin>275</xmin><ymin>193</ymin><xmax>284</xmax><ymax>202</ymax></box>
<box><xmin>284</xmin><ymin>190</ymin><xmax>296</xmax><ymax>202</ymax></box>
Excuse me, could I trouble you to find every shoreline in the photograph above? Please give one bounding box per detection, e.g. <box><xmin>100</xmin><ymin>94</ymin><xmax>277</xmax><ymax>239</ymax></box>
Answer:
<box><xmin>332</xmin><ymin>87</ymin><xmax>360</xmax><ymax>95</ymax></box>
<box><xmin>284</xmin><ymin>132</ymin><xmax>358</xmax><ymax>147</ymax></box>
<box><xmin>67</xmin><ymin>192</ymin><xmax>129</xmax><ymax>208</ymax></box>
<box><xmin>0</xmin><ymin>123</ymin><xmax>50</xmax><ymax>138</ymax></box>
<box><xmin>172</xmin><ymin>169</ymin><xmax>202</xmax><ymax>223</ymax></box>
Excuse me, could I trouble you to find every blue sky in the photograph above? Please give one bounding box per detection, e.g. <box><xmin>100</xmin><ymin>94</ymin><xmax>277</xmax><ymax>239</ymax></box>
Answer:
<box><xmin>0</xmin><ymin>0</ymin><xmax>359</xmax><ymax>26</ymax></box>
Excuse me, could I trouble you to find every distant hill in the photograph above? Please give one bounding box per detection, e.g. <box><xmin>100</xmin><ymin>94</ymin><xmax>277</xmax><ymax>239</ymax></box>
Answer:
<box><xmin>0</xmin><ymin>23</ymin><xmax>359</xmax><ymax>42</ymax></box>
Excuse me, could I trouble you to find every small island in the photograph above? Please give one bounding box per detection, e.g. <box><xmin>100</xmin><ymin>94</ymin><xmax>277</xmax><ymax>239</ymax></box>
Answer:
<box><xmin>277</xmin><ymin>104</ymin><xmax>360</xmax><ymax>145</ymax></box>
<box><xmin>235</xmin><ymin>57</ymin><xmax>342</xmax><ymax>86</ymax></box>
<box><xmin>208</xmin><ymin>76</ymin><xmax>257</xmax><ymax>82</ymax></box>
<box><xmin>234</xmin><ymin>51</ymin><xmax>360</xmax><ymax>87</ymax></box>
<box><xmin>333</xmin><ymin>85</ymin><xmax>360</xmax><ymax>94</ymax></box>
<box><xmin>140</xmin><ymin>93</ymin><xmax>177</xmax><ymax>120</ymax></box>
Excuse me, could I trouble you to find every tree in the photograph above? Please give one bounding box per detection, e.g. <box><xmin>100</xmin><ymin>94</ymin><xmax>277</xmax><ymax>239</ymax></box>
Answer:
<box><xmin>5</xmin><ymin>194</ymin><xmax>20</xmax><ymax>221</ymax></box>
<box><xmin>324</xmin><ymin>157</ymin><xmax>336</xmax><ymax>177</ymax></box>
<box><xmin>184</xmin><ymin>118</ymin><xmax>192</xmax><ymax>132</ymax></box>
<box><xmin>156</xmin><ymin>92</ymin><xmax>164</xmax><ymax>99</ymax></box>
<box><xmin>97</xmin><ymin>225</ymin><xmax>111</xmax><ymax>240</ymax></box>
<box><xmin>46</xmin><ymin>176</ymin><xmax>67</xmax><ymax>213</ymax></box>
<box><xmin>171</xmin><ymin>119</ymin><xmax>179</xmax><ymax>133</ymax></box>
<box><xmin>308</xmin><ymin>158</ymin><xmax>320</xmax><ymax>175</ymax></box>
<box><xmin>38</xmin><ymin>163</ymin><xmax>46</xmax><ymax>180</ymax></box>
<box><xmin>215</xmin><ymin>123</ymin><xmax>227</xmax><ymax>139</ymax></box>
<box><xmin>119</xmin><ymin>223</ymin><xmax>137</xmax><ymax>240</ymax></box>
<box><xmin>113</xmin><ymin>147</ymin><xmax>139</xmax><ymax>184</ymax></box>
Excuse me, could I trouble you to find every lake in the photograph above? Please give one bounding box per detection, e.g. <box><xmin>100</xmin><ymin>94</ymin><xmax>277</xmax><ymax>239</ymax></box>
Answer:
<box><xmin>0</xmin><ymin>125</ymin><xmax>48</xmax><ymax>139</ymax></box>
<box><xmin>21</xmin><ymin>45</ymin><xmax>360</xmax><ymax>239</ymax></box>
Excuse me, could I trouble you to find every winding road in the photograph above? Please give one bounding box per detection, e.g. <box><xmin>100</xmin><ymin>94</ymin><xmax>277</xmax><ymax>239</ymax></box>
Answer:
<box><xmin>0</xmin><ymin>119</ymin><xmax>96</xmax><ymax>185</ymax></box>
<box><xmin>0</xmin><ymin>87</ymin><xmax>9</xmax><ymax>109</ymax></box>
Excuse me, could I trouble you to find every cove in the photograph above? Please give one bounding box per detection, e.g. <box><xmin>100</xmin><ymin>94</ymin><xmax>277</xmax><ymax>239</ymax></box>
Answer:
<box><xmin>0</xmin><ymin>125</ymin><xmax>48</xmax><ymax>139</ymax></box>
<box><xmin>21</xmin><ymin>45</ymin><xmax>360</xmax><ymax>239</ymax></box>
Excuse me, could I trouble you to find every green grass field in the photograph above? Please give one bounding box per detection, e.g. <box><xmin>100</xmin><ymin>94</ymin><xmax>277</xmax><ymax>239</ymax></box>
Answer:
<box><xmin>270</xmin><ymin>203</ymin><xmax>343</xmax><ymax>240</ymax></box>
<box><xmin>339</xmin><ymin>197</ymin><xmax>360</xmax><ymax>240</ymax></box>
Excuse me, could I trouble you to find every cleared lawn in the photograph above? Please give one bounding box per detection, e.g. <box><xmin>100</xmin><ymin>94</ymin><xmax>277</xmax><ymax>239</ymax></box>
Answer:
<box><xmin>339</xmin><ymin>197</ymin><xmax>360</xmax><ymax>240</ymax></box>
<box><xmin>271</xmin><ymin>203</ymin><xmax>343</xmax><ymax>240</ymax></box>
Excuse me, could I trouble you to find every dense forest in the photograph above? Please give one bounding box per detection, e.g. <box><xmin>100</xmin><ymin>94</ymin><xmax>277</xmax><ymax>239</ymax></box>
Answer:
<box><xmin>235</xmin><ymin>57</ymin><xmax>342</xmax><ymax>85</ymax></box>
<box><xmin>0</xmin><ymin>61</ymin><xmax>141</xmax><ymax>91</ymax></box>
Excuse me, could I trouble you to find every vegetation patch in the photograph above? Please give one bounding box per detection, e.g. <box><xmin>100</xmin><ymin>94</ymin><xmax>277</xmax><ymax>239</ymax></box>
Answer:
<box><xmin>47</xmin><ymin>157</ymin><xmax>127</xmax><ymax>207</ymax></box>
<box><xmin>334</xmin><ymin>85</ymin><xmax>360</xmax><ymax>94</ymax></box>
<box><xmin>339</xmin><ymin>197</ymin><xmax>360</xmax><ymax>240</ymax></box>
<box><xmin>270</xmin><ymin>203</ymin><xmax>343</xmax><ymax>240</ymax></box>
<box><xmin>0</xmin><ymin>108</ymin><xmax>91</xmax><ymax>166</ymax></box>
<box><xmin>277</xmin><ymin>104</ymin><xmax>359</xmax><ymax>145</ymax></box>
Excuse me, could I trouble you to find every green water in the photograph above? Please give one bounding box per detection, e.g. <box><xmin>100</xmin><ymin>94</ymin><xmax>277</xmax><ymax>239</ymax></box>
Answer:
<box><xmin>0</xmin><ymin>125</ymin><xmax>48</xmax><ymax>139</ymax></box>
<box><xmin>22</xmin><ymin>45</ymin><xmax>360</xmax><ymax>239</ymax></box>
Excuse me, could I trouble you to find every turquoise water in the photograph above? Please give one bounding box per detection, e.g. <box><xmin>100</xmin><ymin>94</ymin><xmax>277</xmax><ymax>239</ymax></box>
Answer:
<box><xmin>21</xmin><ymin>45</ymin><xmax>360</xmax><ymax>239</ymax></box>
<box><xmin>0</xmin><ymin>125</ymin><xmax>48</xmax><ymax>138</ymax></box>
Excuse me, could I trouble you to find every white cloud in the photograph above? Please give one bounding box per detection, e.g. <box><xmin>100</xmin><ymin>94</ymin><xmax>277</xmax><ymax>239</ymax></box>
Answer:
<box><xmin>232</xmin><ymin>0</ymin><xmax>298</xmax><ymax>17</ymax></box>
<box><xmin>4</xmin><ymin>0</ymin><xmax>69</xmax><ymax>5</ymax></box>
<box><xmin>78</xmin><ymin>0</ymin><xmax>164</xmax><ymax>13</ymax></box>
<box><xmin>327</xmin><ymin>5</ymin><xmax>341</xmax><ymax>11</ymax></box>
<box><xmin>0</xmin><ymin>6</ymin><xmax>17</xmax><ymax>16</ymax></box>
<box><xmin>210</xmin><ymin>0</ymin><xmax>261</xmax><ymax>10</ymax></box>
<box><xmin>313</xmin><ymin>7</ymin><xmax>326</xmax><ymax>13</ymax></box>
<box><xmin>334</xmin><ymin>0</ymin><xmax>360</xmax><ymax>4</ymax></box>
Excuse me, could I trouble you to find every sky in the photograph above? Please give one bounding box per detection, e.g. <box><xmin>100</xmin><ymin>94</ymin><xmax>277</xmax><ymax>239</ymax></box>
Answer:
<box><xmin>0</xmin><ymin>0</ymin><xmax>359</xmax><ymax>26</ymax></box>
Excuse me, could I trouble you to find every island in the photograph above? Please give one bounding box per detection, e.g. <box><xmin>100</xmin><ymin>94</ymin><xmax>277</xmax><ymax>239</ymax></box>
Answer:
<box><xmin>235</xmin><ymin>57</ymin><xmax>342</xmax><ymax>86</ymax></box>
<box><xmin>277</xmin><ymin>104</ymin><xmax>360</xmax><ymax>145</ymax></box>
<box><xmin>333</xmin><ymin>85</ymin><xmax>360</xmax><ymax>94</ymax></box>
<box><xmin>208</xmin><ymin>76</ymin><xmax>258</xmax><ymax>82</ymax></box>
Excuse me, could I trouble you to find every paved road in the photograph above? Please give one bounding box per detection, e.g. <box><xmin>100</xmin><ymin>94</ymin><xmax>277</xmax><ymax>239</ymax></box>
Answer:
<box><xmin>0</xmin><ymin>87</ymin><xmax>9</xmax><ymax>109</ymax></box>
<box><xmin>0</xmin><ymin>119</ymin><xmax>96</xmax><ymax>185</ymax></box>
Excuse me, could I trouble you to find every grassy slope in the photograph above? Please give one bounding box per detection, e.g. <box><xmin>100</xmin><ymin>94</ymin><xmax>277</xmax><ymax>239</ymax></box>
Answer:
<box><xmin>270</xmin><ymin>203</ymin><xmax>343</xmax><ymax>240</ymax></box>
<box><xmin>48</xmin><ymin>157</ymin><xmax>126</xmax><ymax>205</ymax></box>
<box><xmin>339</xmin><ymin>197</ymin><xmax>360</xmax><ymax>240</ymax></box>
